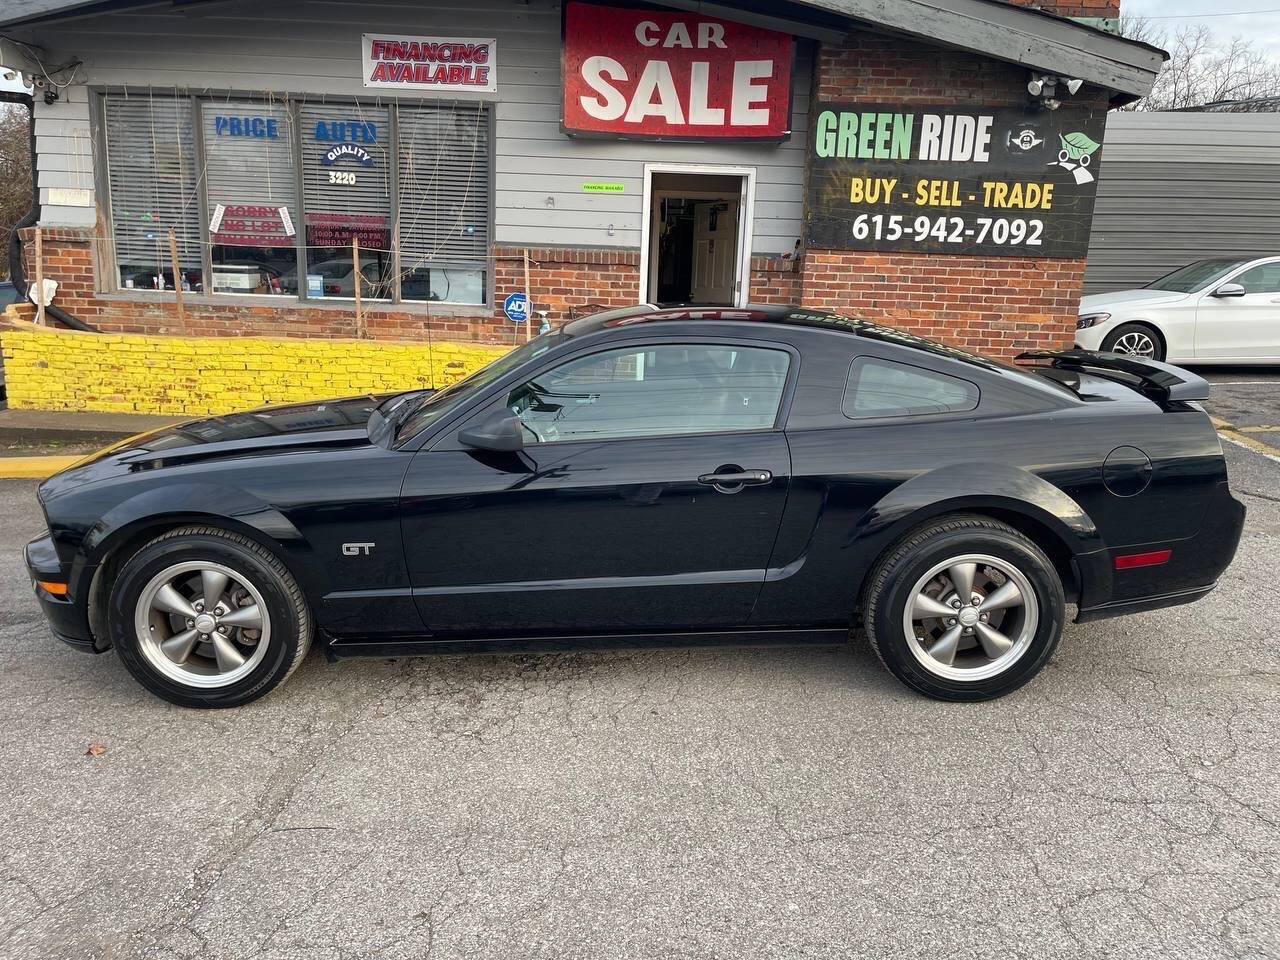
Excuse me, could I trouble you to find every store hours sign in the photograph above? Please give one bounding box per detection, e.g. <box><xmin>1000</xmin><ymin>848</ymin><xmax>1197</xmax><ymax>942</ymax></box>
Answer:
<box><xmin>806</xmin><ymin>103</ymin><xmax>1106</xmax><ymax>258</ymax></box>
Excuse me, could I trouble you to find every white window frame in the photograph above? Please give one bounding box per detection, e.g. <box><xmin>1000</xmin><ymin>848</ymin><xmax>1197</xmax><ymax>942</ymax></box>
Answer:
<box><xmin>639</xmin><ymin>162</ymin><xmax>757</xmax><ymax>309</ymax></box>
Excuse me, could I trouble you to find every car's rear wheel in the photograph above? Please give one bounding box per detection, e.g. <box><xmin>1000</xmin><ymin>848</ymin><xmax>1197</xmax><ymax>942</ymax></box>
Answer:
<box><xmin>108</xmin><ymin>526</ymin><xmax>311</xmax><ymax>708</ymax></box>
<box><xmin>863</xmin><ymin>515</ymin><xmax>1065</xmax><ymax>701</ymax></box>
<box><xmin>1101</xmin><ymin>322</ymin><xmax>1164</xmax><ymax>361</ymax></box>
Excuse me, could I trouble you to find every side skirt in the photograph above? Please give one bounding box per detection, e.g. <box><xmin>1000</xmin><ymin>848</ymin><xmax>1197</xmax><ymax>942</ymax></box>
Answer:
<box><xmin>324</xmin><ymin>627</ymin><xmax>851</xmax><ymax>660</ymax></box>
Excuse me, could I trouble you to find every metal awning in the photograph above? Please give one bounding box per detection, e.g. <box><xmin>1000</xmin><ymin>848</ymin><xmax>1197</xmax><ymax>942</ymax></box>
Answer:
<box><xmin>649</xmin><ymin>0</ymin><xmax>1165</xmax><ymax>102</ymax></box>
<box><xmin>1</xmin><ymin>0</ymin><xmax>1166</xmax><ymax>101</ymax></box>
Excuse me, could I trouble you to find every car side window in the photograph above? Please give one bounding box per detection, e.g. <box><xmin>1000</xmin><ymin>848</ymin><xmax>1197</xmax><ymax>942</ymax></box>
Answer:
<box><xmin>1231</xmin><ymin>263</ymin><xmax>1280</xmax><ymax>295</ymax></box>
<box><xmin>843</xmin><ymin>356</ymin><xmax>979</xmax><ymax>419</ymax></box>
<box><xmin>507</xmin><ymin>343</ymin><xmax>790</xmax><ymax>443</ymax></box>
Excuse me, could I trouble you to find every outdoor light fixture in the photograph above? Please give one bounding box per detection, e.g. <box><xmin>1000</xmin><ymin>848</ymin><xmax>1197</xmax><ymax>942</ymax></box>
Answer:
<box><xmin>1029</xmin><ymin>74</ymin><xmax>1085</xmax><ymax>106</ymax></box>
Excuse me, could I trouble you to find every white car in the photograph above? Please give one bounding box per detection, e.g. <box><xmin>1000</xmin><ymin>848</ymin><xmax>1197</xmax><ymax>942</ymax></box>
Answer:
<box><xmin>1075</xmin><ymin>256</ymin><xmax>1280</xmax><ymax>364</ymax></box>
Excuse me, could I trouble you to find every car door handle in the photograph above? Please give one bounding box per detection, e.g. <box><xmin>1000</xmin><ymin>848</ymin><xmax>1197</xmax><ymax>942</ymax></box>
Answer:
<box><xmin>698</xmin><ymin>468</ymin><xmax>773</xmax><ymax>487</ymax></box>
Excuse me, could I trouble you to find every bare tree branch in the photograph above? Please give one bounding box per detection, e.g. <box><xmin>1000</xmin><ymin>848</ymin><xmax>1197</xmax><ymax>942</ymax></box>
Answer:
<box><xmin>1120</xmin><ymin>19</ymin><xmax>1280</xmax><ymax>110</ymax></box>
<box><xmin>0</xmin><ymin>103</ymin><xmax>33</xmax><ymax>279</ymax></box>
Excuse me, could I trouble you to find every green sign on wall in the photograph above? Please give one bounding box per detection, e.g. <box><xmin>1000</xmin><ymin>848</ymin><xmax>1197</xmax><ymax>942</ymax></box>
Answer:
<box><xmin>806</xmin><ymin>103</ymin><xmax>1106</xmax><ymax>258</ymax></box>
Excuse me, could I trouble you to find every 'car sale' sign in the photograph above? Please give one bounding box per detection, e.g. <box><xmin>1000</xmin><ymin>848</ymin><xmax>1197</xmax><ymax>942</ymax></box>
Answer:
<box><xmin>561</xmin><ymin>1</ymin><xmax>794</xmax><ymax>141</ymax></box>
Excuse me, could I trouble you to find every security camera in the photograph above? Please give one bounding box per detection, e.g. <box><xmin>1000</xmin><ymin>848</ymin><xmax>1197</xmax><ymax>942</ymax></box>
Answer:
<box><xmin>1064</xmin><ymin>78</ymin><xmax>1084</xmax><ymax>95</ymax></box>
<box><xmin>1</xmin><ymin>70</ymin><xmax>14</xmax><ymax>82</ymax></box>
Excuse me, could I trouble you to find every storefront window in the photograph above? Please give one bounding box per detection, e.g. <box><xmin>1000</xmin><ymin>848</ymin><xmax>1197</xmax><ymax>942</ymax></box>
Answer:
<box><xmin>397</xmin><ymin>103</ymin><xmax>490</xmax><ymax>305</ymax></box>
<box><xmin>103</xmin><ymin>95</ymin><xmax>203</xmax><ymax>292</ymax></box>
<box><xmin>101</xmin><ymin>95</ymin><xmax>492</xmax><ymax>307</ymax></box>
<box><xmin>299</xmin><ymin>104</ymin><xmax>393</xmax><ymax>300</ymax></box>
<box><xmin>202</xmin><ymin>101</ymin><xmax>298</xmax><ymax>295</ymax></box>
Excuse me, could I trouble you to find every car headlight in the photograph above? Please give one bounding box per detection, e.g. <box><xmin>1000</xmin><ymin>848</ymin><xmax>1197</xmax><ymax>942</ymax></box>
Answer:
<box><xmin>1076</xmin><ymin>312</ymin><xmax>1111</xmax><ymax>330</ymax></box>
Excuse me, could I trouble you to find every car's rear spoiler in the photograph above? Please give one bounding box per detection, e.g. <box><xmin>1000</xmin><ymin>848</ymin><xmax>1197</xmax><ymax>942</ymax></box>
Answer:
<box><xmin>1014</xmin><ymin>349</ymin><xmax>1210</xmax><ymax>403</ymax></box>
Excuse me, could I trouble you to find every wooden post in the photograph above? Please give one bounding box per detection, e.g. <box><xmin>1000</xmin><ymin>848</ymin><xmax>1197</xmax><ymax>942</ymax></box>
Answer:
<box><xmin>33</xmin><ymin>227</ymin><xmax>45</xmax><ymax>325</ymax></box>
<box><xmin>352</xmin><ymin>236</ymin><xmax>364</xmax><ymax>338</ymax></box>
<box><xmin>168</xmin><ymin>229</ymin><xmax>185</xmax><ymax>326</ymax></box>
<box><xmin>392</xmin><ymin>217</ymin><xmax>402</xmax><ymax>304</ymax></box>
<box><xmin>522</xmin><ymin>248</ymin><xmax>533</xmax><ymax>342</ymax></box>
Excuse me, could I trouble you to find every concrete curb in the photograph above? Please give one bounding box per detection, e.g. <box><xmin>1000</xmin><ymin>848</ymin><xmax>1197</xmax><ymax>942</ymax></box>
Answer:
<box><xmin>0</xmin><ymin>455</ymin><xmax>83</xmax><ymax>479</ymax></box>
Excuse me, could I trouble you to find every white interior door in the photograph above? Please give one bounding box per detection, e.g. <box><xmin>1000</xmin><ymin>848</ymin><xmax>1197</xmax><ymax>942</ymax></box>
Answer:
<box><xmin>690</xmin><ymin>200</ymin><xmax>739</xmax><ymax>304</ymax></box>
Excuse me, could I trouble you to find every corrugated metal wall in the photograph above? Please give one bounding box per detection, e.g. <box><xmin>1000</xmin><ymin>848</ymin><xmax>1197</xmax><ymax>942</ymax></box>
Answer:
<box><xmin>29</xmin><ymin>0</ymin><xmax>810</xmax><ymax>255</ymax></box>
<box><xmin>1084</xmin><ymin>111</ymin><xmax>1280</xmax><ymax>294</ymax></box>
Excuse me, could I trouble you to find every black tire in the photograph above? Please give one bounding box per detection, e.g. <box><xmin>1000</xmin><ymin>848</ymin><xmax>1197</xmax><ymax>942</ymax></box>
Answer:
<box><xmin>862</xmin><ymin>514</ymin><xmax>1065</xmax><ymax>702</ymax></box>
<box><xmin>108</xmin><ymin>526</ymin><xmax>312</xmax><ymax>708</ymax></box>
<box><xmin>1101</xmin><ymin>322</ymin><xmax>1164</xmax><ymax>361</ymax></box>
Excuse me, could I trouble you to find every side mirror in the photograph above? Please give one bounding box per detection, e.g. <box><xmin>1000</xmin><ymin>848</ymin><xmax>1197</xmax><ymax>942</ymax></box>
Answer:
<box><xmin>457</xmin><ymin>409</ymin><xmax>524</xmax><ymax>452</ymax></box>
<box><xmin>1212</xmin><ymin>282</ymin><xmax>1246</xmax><ymax>298</ymax></box>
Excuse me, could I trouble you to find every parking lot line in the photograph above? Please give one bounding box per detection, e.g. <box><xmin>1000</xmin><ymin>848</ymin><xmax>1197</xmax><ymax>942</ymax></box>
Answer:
<box><xmin>1218</xmin><ymin>432</ymin><xmax>1280</xmax><ymax>465</ymax></box>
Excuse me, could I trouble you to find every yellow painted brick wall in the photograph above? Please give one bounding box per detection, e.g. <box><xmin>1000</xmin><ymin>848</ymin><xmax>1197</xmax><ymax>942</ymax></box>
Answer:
<box><xmin>0</xmin><ymin>324</ymin><xmax>510</xmax><ymax>416</ymax></box>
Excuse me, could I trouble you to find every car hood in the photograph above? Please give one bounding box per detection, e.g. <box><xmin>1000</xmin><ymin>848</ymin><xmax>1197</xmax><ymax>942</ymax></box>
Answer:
<box><xmin>39</xmin><ymin>395</ymin><xmax>398</xmax><ymax>501</ymax></box>
<box><xmin>1079</xmin><ymin>289</ymin><xmax>1189</xmax><ymax>312</ymax></box>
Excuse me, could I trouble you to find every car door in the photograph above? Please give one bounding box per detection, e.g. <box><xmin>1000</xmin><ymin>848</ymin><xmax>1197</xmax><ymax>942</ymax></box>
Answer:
<box><xmin>1195</xmin><ymin>260</ymin><xmax>1280</xmax><ymax>360</ymax></box>
<box><xmin>399</xmin><ymin>339</ymin><xmax>795</xmax><ymax>637</ymax></box>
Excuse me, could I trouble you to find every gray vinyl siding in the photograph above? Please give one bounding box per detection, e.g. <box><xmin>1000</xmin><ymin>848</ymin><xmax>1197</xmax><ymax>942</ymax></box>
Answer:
<box><xmin>33</xmin><ymin>83</ymin><xmax>94</xmax><ymax>227</ymax></box>
<box><xmin>28</xmin><ymin>0</ymin><xmax>810</xmax><ymax>254</ymax></box>
<box><xmin>1083</xmin><ymin>112</ymin><xmax>1280</xmax><ymax>294</ymax></box>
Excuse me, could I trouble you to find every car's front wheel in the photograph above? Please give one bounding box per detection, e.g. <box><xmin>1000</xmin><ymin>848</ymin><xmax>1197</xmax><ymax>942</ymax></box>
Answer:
<box><xmin>1101</xmin><ymin>322</ymin><xmax>1164</xmax><ymax>361</ymax></box>
<box><xmin>108</xmin><ymin>526</ymin><xmax>312</xmax><ymax>708</ymax></box>
<box><xmin>862</xmin><ymin>515</ymin><xmax>1065</xmax><ymax>701</ymax></box>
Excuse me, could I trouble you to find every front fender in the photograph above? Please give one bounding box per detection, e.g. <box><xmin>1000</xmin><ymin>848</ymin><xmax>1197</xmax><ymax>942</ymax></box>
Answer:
<box><xmin>70</xmin><ymin>481</ymin><xmax>320</xmax><ymax>604</ymax></box>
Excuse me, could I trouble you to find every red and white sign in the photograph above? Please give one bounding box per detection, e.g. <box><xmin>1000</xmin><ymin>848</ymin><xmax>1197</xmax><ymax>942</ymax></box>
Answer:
<box><xmin>362</xmin><ymin>34</ymin><xmax>497</xmax><ymax>92</ymax></box>
<box><xmin>561</xmin><ymin>1</ymin><xmax>793</xmax><ymax>141</ymax></box>
<box><xmin>212</xmin><ymin>204</ymin><xmax>294</xmax><ymax>248</ymax></box>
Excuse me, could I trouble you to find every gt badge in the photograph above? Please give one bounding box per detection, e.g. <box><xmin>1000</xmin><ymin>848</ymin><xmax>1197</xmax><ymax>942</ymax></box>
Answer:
<box><xmin>342</xmin><ymin>542</ymin><xmax>375</xmax><ymax>556</ymax></box>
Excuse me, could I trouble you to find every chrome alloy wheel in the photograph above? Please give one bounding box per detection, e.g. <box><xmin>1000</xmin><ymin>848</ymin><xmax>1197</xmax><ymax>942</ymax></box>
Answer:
<box><xmin>1112</xmin><ymin>331</ymin><xmax>1157</xmax><ymax>358</ymax></box>
<box><xmin>134</xmin><ymin>561</ymin><xmax>271</xmax><ymax>688</ymax></box>
<box><xmin>901</xmin><ymin>554</ymin><xmax>1039</xmax><ymax>682</ymax></box>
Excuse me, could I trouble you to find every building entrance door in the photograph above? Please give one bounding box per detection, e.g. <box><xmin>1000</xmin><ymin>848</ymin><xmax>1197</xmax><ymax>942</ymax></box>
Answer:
<box><xmin>646</xmin><ymin>171</ymin><xmax>749</xmax><ymax>307</ymax></box>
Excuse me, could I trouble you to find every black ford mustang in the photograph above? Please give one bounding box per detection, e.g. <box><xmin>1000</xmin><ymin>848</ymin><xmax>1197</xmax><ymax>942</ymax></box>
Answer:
<box><xmin>25</xmin><ymin>306</ymin><xmax>1244</xmax><ymax>707</ymax></box>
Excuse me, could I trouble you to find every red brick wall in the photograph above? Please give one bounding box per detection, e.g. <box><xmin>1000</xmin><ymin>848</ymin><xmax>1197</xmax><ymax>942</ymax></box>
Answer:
<box><xmin>1006</xmin><ymin>0</ymin><xmax>1120</xmax><ymax>17</ymax></box>
<box><xmin>17</xmin><ymin>230</ymin><xmax>807</xmax><ymax>337</ymax></box>
<box><xmin>750</xmin><ymin>256</ymin><xmax>802</xmax><ymax>305</ymax></box>
<box><xmin>15</xmin><ymin>231</ymin><xmax>648</xmax><ymax>342</ymax></box>
<box><xmin>805</xmin><ymin>32</ymin><xmax>1109</xmax><ymax>359</ymax></box>
<box><xmin>494</xmin><ymin>246</ymin><xmax>639</xmax><ymax>321</ymax></box>
<box><xmin>801</xmin><ymin>252</ymin><xmax>1086</xmax><ymax>356</ymax></box>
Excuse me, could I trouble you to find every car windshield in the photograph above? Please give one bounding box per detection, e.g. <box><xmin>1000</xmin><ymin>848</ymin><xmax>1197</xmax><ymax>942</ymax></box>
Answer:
<box><xmin>1144</xmin><ymin>259</ymin><xmax>1249</xmax><ymax>293</ymax></box>
<box><xmin>393</xmin><ymin>332</ymin><xmax>562</xmax><ymax>445</ymax></box>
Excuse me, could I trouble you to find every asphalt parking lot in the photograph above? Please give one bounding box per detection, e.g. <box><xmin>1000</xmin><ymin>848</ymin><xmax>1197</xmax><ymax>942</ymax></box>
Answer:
<box><xmin>1</xmin><ymin>376</ymin><xmax>1277</xmax><ymax>960</ymax></box>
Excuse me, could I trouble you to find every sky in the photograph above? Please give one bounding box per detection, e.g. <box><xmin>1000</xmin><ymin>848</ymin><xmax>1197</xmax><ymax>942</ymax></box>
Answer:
<box><xmin>1123</xmin><ymin>0</ymin><xmax>1280</xmax><ymax>57</ymax></box>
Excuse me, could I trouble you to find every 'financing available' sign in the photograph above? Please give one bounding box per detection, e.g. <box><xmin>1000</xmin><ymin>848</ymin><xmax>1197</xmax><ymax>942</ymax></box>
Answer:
<box><xmin>561</xmin><ymin>0</ymin><xmax>794</xmax><ymax>141</ymax></box>
<box><xmin>362</xmin><ymin>34</ymin><xmax>497</xmax><ymax>92</ymax></box>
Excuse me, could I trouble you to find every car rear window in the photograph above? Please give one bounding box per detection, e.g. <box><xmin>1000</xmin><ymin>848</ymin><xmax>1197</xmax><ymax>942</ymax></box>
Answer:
<box><xmin>843</xmin><ymin>357</ymin><xmax>979</xmax><ymax>419</ymax></box>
